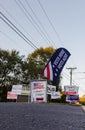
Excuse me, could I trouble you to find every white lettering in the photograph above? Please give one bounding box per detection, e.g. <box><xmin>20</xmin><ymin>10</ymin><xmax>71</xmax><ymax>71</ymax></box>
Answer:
<box><xmin>59</xmin><ymin>49</ymin><xmax>65</xmax><ymax>58</ymax></box>
<box><xmin>53</xmin><ymin>56</ymin><xmax>60</xmax><ymax>65</ymax></box>
<box><xmin>63</xmin><ymin>53</ymin><xmax>68</xmax><ymax>61</ymax></box>
<box><xmin>57</xmin><ymin>60</ymin><xmax>64</xmax><ymax>69</ymax></box>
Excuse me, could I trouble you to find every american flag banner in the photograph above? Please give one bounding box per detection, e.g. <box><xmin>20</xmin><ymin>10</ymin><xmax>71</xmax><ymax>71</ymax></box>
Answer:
<box><xmin>41</xmin><ymin>48</ymin><xmax>71</xmax><ymax>83</ymax></box>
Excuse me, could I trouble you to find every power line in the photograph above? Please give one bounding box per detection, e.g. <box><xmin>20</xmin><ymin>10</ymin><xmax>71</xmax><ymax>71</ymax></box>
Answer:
<box><xmin>0</xmin><ymin>30</ymin><xmax>19</xmax><ymax>46</ymax></box>
<box><xmin>0</xmin><ymin>30</ymin><xmax>30</xmax><ymax>54</ymax></box>
<box><xmin>37</xmin><ymin>0</ymin><xmax>64</xmax><ymax>46</ymax></box>
<box><xmin>1</xmin><ymin>13</ymin><xmax>84</xmax><ymax>95</ymax></box>
<box><xmin>0</xmin><ymin>2</ymin><xmax>83</xmax><ymax>94</ymax></box>
<box><xmin>0</xmin><ymin>16</ymin><xmax>36</xmax><ymax>50</ymax></box>
<box><xmin>63</xmin><ymin>69</ymin><xmax>85</xmax><ymax>94</ymax></box>
<box><xmin>37</xmin><ymin>0</ymin><xmax>81</xmax><ymax>87</ymax></box>
<box><xmin>25</xmin><ymin>0</ymin><xmax>55</xmax><ymax>47</ymax></box>
<box><xmin>18</xmin><ymin>0</ymin><xmax>53</xmax><ymax>46</ymax></box>
<box><xmin>15</xmin><ymin>0</ymin><xmax>51</xmax><ymax>46</ymax></box>
<box><xmin>37</xmin><ymin>0</ymin><xmax>75</xmax><ymax>85</ymax></box>
<box><xmin>37</xmin><ymin>0</ymin><xmax>81</xmax><ymax>90</ymax></box>
<box><xmin>0</xmin><ymin>12</ymin><xmax>38</xmax><ymax>50</ymax></box>
<box><xmin>37</xmin><ymin>0</ymin><xmax>77</xmax><ymax>89</ymax></box>
<box><xmin>19</xmin><ymin>0</ymin><xmax>85</xmax><ymax>95</ymax></box>
<box><xmin>0</xmin><ymin>3</ymin><xmax>40</xmax><ymax>45</ymax></box>
<box><xmin>62</xmin><ymin>72</ymin><xmax>85</xmax><ymax>94</ymax></box>
<box><xmin>0</xmin><ymin>5</ymin><xmax>34</xmax><ymax>40</ymax></box>
<box><xmin>72</xmin><ymin>81</ymin><xmax>85</xmax><ymax>94</ymax></box>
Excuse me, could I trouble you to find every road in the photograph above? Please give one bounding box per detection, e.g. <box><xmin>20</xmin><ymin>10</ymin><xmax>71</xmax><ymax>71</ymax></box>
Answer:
<box><xmin>0</xmin><ymin>103</ymin><xmax>85</xmax><ymax>130</ymax></box>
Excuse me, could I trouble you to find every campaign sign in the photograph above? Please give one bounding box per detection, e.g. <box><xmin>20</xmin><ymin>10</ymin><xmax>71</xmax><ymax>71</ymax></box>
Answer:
<box><xmin>12</xmin><ymin>85</ymin><xmax>22</xmax><ymax>95</ymax></box>
<box><xmin>7</xmin><ymin>91</ymin><xmax>17</xmax><ymax>99</ymax></box>
<box><xmin>64</xmin><ymin>86</ymin><xmax>79</xmax><ymax>95</ymax></box>
<box><xmin>47</xmin><ymin>85</ymin><xmax>56</xmax><ymax>94</ymax></box>
<box><xmin>66</xmin><ymin>95</ymin><xmax>79</xmax><ymax>102</ymax></box>
<box><xmin>30</xmin><ymin>80</ymin><xmax>47</xmax><ymax>103</ymax></box>
<box><xmin>51</xmin><ymin>91</ymin><xmax>60</xmax><ymax>99</ymax></box>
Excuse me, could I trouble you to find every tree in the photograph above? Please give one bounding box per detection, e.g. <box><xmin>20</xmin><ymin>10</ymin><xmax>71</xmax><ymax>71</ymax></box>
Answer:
<box><xmin>0</xmin><ymin>46</ymin><xmax>62</xmax><ymax>101</ymax></box>
<box><xmin>0</xmin><ymin>49</ymin><xmax>26</xmax><ymax>101</ymax></box>
<box><xmin>28</xmin><ymin>46</ymin><xmax>55</xmax><ymax>79</ymax></box>
<box><xmin>0</xmin><ymin>49</ymin><xmax>24</xmax><ymax>86</ymax></box>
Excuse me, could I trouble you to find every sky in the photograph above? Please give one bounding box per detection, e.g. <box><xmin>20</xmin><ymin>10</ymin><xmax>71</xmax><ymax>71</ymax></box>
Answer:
<box><xmin>0</xmin><ymin>0</ymin><xmax>85</xmax><ymax>97</ymax></box>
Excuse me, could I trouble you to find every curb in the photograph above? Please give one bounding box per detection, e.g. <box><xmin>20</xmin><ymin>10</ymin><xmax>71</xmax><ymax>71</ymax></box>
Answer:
<box><xmin>81</xmin><ymin>106</ymin><xmax>85</xmax><ymax>112</ymax></box>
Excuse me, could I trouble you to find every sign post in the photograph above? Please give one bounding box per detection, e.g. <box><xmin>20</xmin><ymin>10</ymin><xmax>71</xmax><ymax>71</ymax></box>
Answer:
<box><xmin>64</xmin><ymin>85</ymin><xmax>79</xmax><ymax>103</ymax></box>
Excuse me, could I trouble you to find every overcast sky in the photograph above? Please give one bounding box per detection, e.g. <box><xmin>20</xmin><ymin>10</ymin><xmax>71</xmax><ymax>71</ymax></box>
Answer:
<box><xmin>0</xmin><ymin>0</ymin><xmax>85</xmax><ymax>96</ymax></box>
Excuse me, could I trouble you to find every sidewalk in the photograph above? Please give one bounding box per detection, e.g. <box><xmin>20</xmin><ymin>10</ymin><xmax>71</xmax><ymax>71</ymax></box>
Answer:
<box><xmin>82</xmin><ymin>106</ymin><xmax>85</xmax><ymax>112</ymax></box>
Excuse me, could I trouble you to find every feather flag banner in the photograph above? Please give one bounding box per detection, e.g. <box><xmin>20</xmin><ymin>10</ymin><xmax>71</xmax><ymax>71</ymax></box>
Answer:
<box><xmin>41</xmin><ymin>48</ymin><xmax>71</xmax><ymax>83</ymax></box>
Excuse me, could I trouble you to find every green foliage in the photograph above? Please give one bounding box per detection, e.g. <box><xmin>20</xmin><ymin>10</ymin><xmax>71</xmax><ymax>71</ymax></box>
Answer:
<box><xmin>0</xmin><ymin>47</ymin><xmax>57</xmax><ymax>85</ymax></box>
<box><xmin>0</xmin><ymin>47</ymin><xmax>62</xmax><ymax>101</ymax></box>
<box><xmin>28</xmin><ymin>46</ymin><xmax>56</xmax><ymax>79</ymax></box>
<box><xmin>0</xmin><ymin>49</ymin><xmax>24</xmax><ymax>86</ymax></box>
<box><xmin>60</xmin><ymin>94</ymin><xmax>66</xmax><ymax>103</ymax></box>
<box><xmin>28</xmin><ymin>46</ymin><xmax>55</xmax><ymax>66</ymax></box>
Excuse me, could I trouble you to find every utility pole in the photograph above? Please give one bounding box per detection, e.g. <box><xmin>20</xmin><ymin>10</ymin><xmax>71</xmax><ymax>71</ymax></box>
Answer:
<box><xmin>66</xmin><ymin>67</ymin><xmax>77</xmax><ymax>86</ymax></box>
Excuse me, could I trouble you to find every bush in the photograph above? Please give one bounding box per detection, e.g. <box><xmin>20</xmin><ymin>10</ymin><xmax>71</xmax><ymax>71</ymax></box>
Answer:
<box><xmin>60</xmin><ymin>94</ymin><xmax>66</xmax><ymax>103</ymax></box>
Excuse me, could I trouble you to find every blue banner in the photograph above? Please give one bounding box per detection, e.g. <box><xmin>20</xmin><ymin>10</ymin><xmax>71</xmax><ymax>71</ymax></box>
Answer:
<box><xmin>42</xmin><ymin>47</ymin><xmax>71</xmax><ymax>82</ymax></box>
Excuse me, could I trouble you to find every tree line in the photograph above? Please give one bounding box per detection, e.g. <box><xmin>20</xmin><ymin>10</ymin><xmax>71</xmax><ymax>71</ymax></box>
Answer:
<box><xmin>0</xmin><ymin>46</ymin><xmax>61</xmax><ymax>101</ymax></box>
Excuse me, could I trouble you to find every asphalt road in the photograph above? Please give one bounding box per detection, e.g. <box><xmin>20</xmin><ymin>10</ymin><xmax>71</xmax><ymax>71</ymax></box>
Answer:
<box><xmin>0</xmin><ymin>103</ymin><xmax>85</xmax><ymax>130</ymax></box>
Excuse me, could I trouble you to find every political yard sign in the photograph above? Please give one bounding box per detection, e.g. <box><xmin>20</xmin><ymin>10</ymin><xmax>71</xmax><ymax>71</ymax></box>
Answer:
<box><xmin>64</xmin><ymin>86</ymin><xmax>79</xmax><ymax>95</ymax></box>
<box><xmin>64</xmin><ymin>85</ymin><xmax>79</xmax><ymax>103</ymax></box>
<box><xmin>47</xmin><ymin>84</ymin><xmax>56</xmax><ymax>94</ymax></box>
<box><xmin>30</xmin><ymin>80</ymin><xmax>47</xmax><ymax>103</ymax></box>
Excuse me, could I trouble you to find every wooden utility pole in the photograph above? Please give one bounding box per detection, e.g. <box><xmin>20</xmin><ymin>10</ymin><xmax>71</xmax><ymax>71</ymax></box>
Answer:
<box><xmin>66</xmin><ymin>67</ymin><xmax>77</xmax><ymax>86</ymax></box>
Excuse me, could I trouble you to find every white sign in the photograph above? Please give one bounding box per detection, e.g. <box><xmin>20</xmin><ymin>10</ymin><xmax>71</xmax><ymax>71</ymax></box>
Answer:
<box><xmin>64</xmin><ymin>86</ymin><xmax>79</xmax><ymax>95</ymax></box>
<box><xmin>47</xmin><ymin>85</ymin><xmax>56</xmax><ymax>94</ymax></box>
<box><xmin>12</xmin><ymin>85</ymin><xmax>22</xmax><ymax>94</ymax></box>
<box><xmin>31</xmin><ymin>80</ymin><xmax>47</xmax><ymax>102</ymax></box>
<box><xmin>51</xmin><ymin>91</ymin><xmax>60</xmax><ymax>99</ymax></box>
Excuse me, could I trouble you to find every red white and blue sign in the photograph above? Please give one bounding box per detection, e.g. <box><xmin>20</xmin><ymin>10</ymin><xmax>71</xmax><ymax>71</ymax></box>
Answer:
<box><xmin>41</xmin><ymin>48</ymin><xmax>71</xmax><ymax>82</ymax></box>
<box><xmin>30</xmin><ymin>80</ymin><xmax>47</xmax><ymax>103</ymax></box>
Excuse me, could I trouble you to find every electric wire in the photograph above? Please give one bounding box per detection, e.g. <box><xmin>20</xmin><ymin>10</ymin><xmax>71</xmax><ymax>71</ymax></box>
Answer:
<box><xmin>19</xmin><ymin>0</ymin><xmax>53</xmax><ymax>46</ymax></box>
<box><xmin>15</xmin><ymin>0</ymin><xmax>52</xmax><ymax>45</ymax></box>
<box><xmin>15</xmin><ymin>0</ymin><xmax>45</xmax><ymax>42</ymax></box>
<box><xmin>62</xmin><ymin>71</ymin><xmax>85</xmax><ymax>94</ymax></box>
<box><xmin>62</xmin><ymin>72</ymin><xmax>85</xmax><ymax>95</ymax></box>
<box><xmin>25</xmin><ymin>0</ymin><xmax>55</xmax><ymax>47</ymax></box>
<box><xmin>37</xmin><ymin>0</ymin><xmax>84</xmax><ymax>94</ymax></box>
<box><xmin>0</xmin><ymin>30</ymin><xmax>29</xmax><ymax>54</ymax></box>
<box><xmin>0</xmin><ymin>3</ymin><xmax>40</xmax><ymax>50</ymax></box>
<box><xmin>0</xmin><ymin>2</ymin><xmax>84</xmax><ymax>95</ymax></box>
<box><xmin>0</xmin><ymin>16</ymin><xmax>36</xmax><ymax>50</ymax></box>
<box><xmin>1</xmin><ymin>13</ymin><xmax>82</xmax><ymax>94</ymax></box>
<box><xmin>37</xmin><ymin>0</ymin><xmax>63</xmax><ymax>45</ymax></box>
<box><xmin>0</xmin><ymin>12</ymin><xmax>38</xmax><ymax>50</ymax></box>
<box><xmin>0</xmin><ymin>3</ymin><xmax>40</xmax><ymax>45</ymax></box>
<box><xmin>37</xmin><ymin>0</ymin><xmax>78</xmax><ymax>91</ymax></box>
